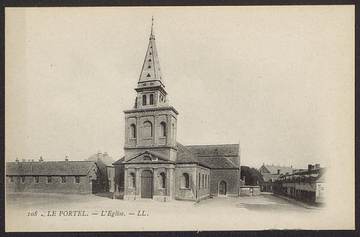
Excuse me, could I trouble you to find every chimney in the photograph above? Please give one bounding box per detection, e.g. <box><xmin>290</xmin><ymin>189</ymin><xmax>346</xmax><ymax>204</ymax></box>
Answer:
<box><xmin>65</xmin><ymin>156</ymin><xmax>68</xmax><ymax>162</ymax></box>
<box><xmin>103</xmin><ymin>152</ymin><xmax>108</xmax><ymax>157</ymax></box>
<box><xmin>97</xmin><ymin>150</ymin><xmax>102</xmax><ymax>155</ymax></box>
<box><xmin>15</xmin><ymin>157</ymin><xmax>19</xmax><ymax>163</ymax></box>
<box><xmin>277</xmin><ymin>169</ymin><xmax>280</xmax><ymax>175</ymax></box>
<box><xmin>315</xmin><ymin>164</ymin><xmax>320</xmax><ymax>169</ymax></box>
<box><xmin>39</xmin><ymin>156</ymin><xmax>43</xmax><ymax>162</ymax></box>
<box><xmin>22</xmin><ymin>159</ymin><xmax>25</xmax><ymax>162</ymax></box>
<box><xmin>308</xmin><ymin>164</ymin><xmax>314</xmax><ymax>172</ymax></box>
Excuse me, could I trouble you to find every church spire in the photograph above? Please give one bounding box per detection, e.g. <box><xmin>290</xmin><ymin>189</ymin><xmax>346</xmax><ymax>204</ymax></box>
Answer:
<box><xmin>138</xmin><ymin>17</ymin><xmax>164</xmax><ymax>87</ymax></box>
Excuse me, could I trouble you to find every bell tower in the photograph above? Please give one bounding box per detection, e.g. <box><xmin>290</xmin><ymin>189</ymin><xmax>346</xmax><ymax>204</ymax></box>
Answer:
<box><xmin>124</xmin><ymin>17</ymin><xmax>179</xmax><ymax>161</ymax></box>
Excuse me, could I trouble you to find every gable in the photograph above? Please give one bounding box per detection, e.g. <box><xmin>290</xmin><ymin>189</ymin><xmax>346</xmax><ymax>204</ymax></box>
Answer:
<box><xmin>124</xmin><ymin>151</ymin><xmax>174</xmax><ymax>164</ymax></box>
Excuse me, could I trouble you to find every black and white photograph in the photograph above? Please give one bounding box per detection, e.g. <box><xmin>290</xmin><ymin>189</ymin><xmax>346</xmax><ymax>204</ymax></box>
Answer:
<box><xmin>5</xmin><ymin>6</ymin><xmax>354</xmax><ymax>231</ymax></box>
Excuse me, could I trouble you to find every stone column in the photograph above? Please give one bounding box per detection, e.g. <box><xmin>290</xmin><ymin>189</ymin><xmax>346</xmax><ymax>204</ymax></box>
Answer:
<box><xmin>123</xmin><ymin>167</ymin><xmax>129</xmax><ymax>200</ymax></box>
<box><xmin>165</xmin><ymin>167</ymin><xmax>174</xmax><ymax>202</ymax></box>
<box><xmin>136</xmin><ymin>116</ymin><xmax>141</xmax><ymax>146</ymax></box>
<box><xmin>135</xmin><ymin>168</ymin><xmax>140</xmax><ymax>199</ymax></box>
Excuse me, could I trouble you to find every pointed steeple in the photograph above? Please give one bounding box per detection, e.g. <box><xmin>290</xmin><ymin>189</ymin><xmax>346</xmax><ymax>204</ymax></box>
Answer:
<box><xmin>138</xmin><ymin>17</ymin><xmax>164</xmax><ymax>88</ymax></box>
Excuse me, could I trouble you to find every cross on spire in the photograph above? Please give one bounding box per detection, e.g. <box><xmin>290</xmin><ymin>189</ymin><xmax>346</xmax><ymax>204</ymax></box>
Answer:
<box><xmin>151</xmin><ymin>16</ymin><xmax>154</xmax><ymax>37</ymax></box>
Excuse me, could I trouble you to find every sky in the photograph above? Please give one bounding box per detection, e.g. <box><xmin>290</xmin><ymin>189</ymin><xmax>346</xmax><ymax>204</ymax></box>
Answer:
<box><xmin>5</xmin><ymin>6</ymin><xmax>354</xmax><ymax>169</ymax></box>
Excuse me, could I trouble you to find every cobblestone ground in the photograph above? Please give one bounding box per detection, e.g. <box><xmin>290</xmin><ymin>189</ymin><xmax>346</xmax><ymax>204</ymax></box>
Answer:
<box><xmin>6</xmin><ymin>192</ymin><xmax>330</xmax><ymax>231</ymax></box>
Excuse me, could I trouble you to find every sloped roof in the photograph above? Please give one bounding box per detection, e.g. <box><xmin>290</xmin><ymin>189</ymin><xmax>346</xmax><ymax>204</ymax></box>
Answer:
<box><xmin>175</xmin><ymin>143</ymin><xmax>210</xmax><ymax>168</ymax></box>
<box><xmin>113</xmin><ymin>157</ymin><xmax>125</xmax><ymax>165</ymax></box>
<box><xmin>185</xmin><ymin>144</ymin><xmax>239</xmax><ymax>157</ymax></box>
<box><xmin>261</xmin><ymin>165</ymin><xmax>293</xmax><ymax>175</ymax></box>
<box><xmin>277</xmin><ymin>168</ymin><xmax>326</xmax><ymax>183</ymax></box>
<box><xmin>87</xmin><ymin>153</ymin><xmax>115</xmax><ymax>166</ymax></box>
<box><xmin>6</xmin><ymin>161</ymin><xmax>96</xmax><ymax>176</ymax></box>
<box><xmin>198</xmin><ymin>157</ymin><xmax>239</xmax><ymax>169</ymax></box>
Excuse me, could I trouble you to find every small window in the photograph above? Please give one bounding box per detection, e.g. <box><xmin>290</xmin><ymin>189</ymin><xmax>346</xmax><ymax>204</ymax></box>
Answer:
<box><xmin>142</xmin><ymin>95</ymin><xmax>147</xmax><ymax>106</ymax></box>
<box><xmin>143</xmin><ymin>156</ymin><xmax>151</xmax><ymax>161</ymax></box>
<box><xmin>148</xmin><ymin>59</ymin><xmax>152</xmax><ymax>62</ymax></box>
<box><xmin>160</xmin><ymin>172</ymin><xmax>166</xmax><ymax>188</ymax></box>
<box><xmin>34</xmin><ymin>176</ymin><xmax>39</xmax><ymax>183</ymax></box>
<box><xmin>21</xmin><ymin>176</ymin><xmax>25</xmax><ymax>183</ymax></box>
<box><xmin>61</xmin><ymin>176</ymin><xmax>66</xmax><ymax>183</ymax></box>
<box><xmin>130</xmin><ymin>124</ymin><xmax>136</xmax><ymax>139</ymax></box>
<box><xmin>47</xmin><ymin>176</ymin><xmax>52</xmax><ymax>183</ymax></box>
<box><xmin>181</xmin><ymin>173</ymin><xmax>190</xmax><ymax>188</ymax></box>
<box><xmin>202</xmin><ymin>174</ymin><xmax>205</xmax><ymax>189</ymax></box>
<box><xmin>160</xmin><ymin>122</ymin><xmax>166</xmax><ymax>137</ymax></box>
<box><xmin>198</xmin><ymin>173</ymin><xmax>201</xmax><ymax>188</ymax></box>
<box><xmin>129</xmin><ymin>173</ymin><xmax>136</xmax><ymax>188</ymax></box>
<box><xmin>150</xmin><ymin>82</ymin><xmax>153</xmax><ymax>85</ymax></box>
<box><xmin>75</xmin><ymin>176</ymin><xmax>80</xmax><ymax>183</ymax></box>
<box><xmin>143</xmin><ymin>83</ymin><xmax>146</xmax><ymax>86</ymax></box>
<box><xmin>9</xmin><ymin>176</ymin><xmax>13</xmax><ymax>182</ymax></box>
<box><xmin>148</xmin><ymin>65</ymin><xmax>151</xmax><ymax>68</ymax></box>
<box><xmin>147</xmin><ymin>73</ymin><xmax>151</xmax><ymax>77</ymax></box>
<box><xmin>149</xmin><ymin>52</ymin><xmax>152</xmax><ymax>55</ymax></box>
<box><xmin>149</xmin><ymin>94</ymin><xmax>154</xmax><ymax>105</ymax></box>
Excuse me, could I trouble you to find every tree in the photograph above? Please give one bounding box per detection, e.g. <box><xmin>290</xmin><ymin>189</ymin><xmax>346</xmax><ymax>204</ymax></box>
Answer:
<box><xmin>241</xmin><ymin>166</ymin><xmax>263</xmax><ymax>186</ymax></box>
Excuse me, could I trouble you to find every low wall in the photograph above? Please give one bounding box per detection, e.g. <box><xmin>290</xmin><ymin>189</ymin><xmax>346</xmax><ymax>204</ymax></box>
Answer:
<box><xmin>239</xmin><ymin>186</ymin><xmax>261</xmax><ymax>196</ymax></box>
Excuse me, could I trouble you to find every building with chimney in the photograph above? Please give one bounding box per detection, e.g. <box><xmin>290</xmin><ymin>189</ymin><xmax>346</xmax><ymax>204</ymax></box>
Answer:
<box><xmin>6</xmin><ymin>157</ymin><xmax>100</xmax><ymax>194</ymax></box>
<box><xmin>273</xmin><ymin>164</ymin><xmax>326</xmax><ymax>205</ymax></box>
<box><xmin>86</xmin><ymin>151</ymin><xmax>115</xmax><ymax>193</ymax></box>
<box><xmin>113</xmin><ymin>19</ymin><xmax>241</xmax><ymax>202</ymax></box>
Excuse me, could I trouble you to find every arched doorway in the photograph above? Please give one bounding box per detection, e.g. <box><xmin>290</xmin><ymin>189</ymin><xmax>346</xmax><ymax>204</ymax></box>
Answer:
<box><xmin>218</xmin><ymin>181</ymin><xmax>227</xmax><ymax>195</ymax></box>
<box><xmin>141</xmin><ymin>170</ymin><xmax>153</xmax><ymax>199</ymax></box>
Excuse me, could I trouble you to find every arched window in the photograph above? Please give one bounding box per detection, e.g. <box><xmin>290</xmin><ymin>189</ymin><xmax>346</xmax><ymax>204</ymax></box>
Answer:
<box><xmin>143</xmin><ymin>121</ymin><xmax>153</xmax><ymax>138</ymax></box>
<box><xmin>143</xmin><ymin>156</ymin><xmax>151</xmax><ymax>161</ymax></box>
<box><xmin>130</xmin><ymin>124</ymin><xmax>136</xmax><ymax>139</ymax></box>
<box><xmin>149</xmin><ymin>94</ymin><xmax>154</xmax><ymax>105</ymax></box>
<box><xmin>129</xmin><ymin>173</ymin><xmax>136</xmax><ymax>188</ymax></box>
<box><xmin>181</xmin><ymin>173</ymin><xmax>189</xmax><ymax>188</ymax></box>
<box><xmin>160</xmin><ymin>172</ymin><xmax>166</xmax><ymax>188</ymax></box>
<box><xmin>142</xmin><ymin>95</ymin><xmax>147</xmax><ymax>106</ymax></box>
<box><xmin>160</xmin><ymin>122</ymin><xmax>166</xmax><ymax>137</ymax></box>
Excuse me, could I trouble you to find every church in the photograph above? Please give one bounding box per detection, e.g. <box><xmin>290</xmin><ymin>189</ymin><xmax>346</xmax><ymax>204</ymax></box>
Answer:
<box><xmin>113</xmin><ymin>19</ymin><xmax>241</xmax><ymax>202</ymax></box>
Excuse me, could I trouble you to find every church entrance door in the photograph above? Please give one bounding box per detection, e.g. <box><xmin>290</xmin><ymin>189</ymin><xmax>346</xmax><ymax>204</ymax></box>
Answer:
<box><xmin>141</xmin><ymin>170</ymin><xmax>153</xmax><ymax>199</ymax></box>
<box><xmin>219</xmin><ymin>181</ymin><xmax>227</xmax><ymax>195</ymax></box>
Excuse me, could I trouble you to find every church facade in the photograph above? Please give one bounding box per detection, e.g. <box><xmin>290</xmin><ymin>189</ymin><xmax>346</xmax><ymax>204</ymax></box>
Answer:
<box><xmin>113</xmin><ymin>20</ymin><xmax>241</xmax><ymax>202</ymax></box>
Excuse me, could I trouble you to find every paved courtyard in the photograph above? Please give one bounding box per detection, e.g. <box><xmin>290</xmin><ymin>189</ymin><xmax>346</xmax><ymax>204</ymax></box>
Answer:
<box><xmin>6</xmin><ymin>192</ymin><xmax>330</xmax><ymax>231</ymax></box>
